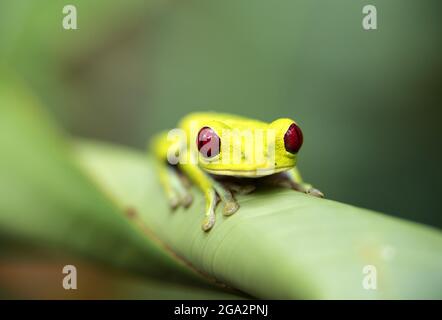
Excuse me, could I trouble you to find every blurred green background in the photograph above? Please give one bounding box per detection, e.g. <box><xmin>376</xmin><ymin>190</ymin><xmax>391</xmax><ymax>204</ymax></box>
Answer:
<box><xmin>0</xmin><ymin>0</ymin><xmax>441</xmax><ymax>298</ymax></box>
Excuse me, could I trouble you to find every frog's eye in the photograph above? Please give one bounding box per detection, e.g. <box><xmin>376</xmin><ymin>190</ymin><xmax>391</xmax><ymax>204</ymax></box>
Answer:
<box><xmin>197</xmin><ymin>127</ymin><xmax>221</xmax><ymax>158</ymax></box>
<box><xmin>284</xmin><ymin>123</ymin><xmax>303</xmax><ymax>154</ymax></box>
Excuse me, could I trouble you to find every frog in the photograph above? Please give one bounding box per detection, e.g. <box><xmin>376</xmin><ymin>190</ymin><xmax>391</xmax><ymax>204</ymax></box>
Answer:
<box><xmin>150</xmin><ymin>112</ymin><xmax>323</xmax><ymax>231</ymax></box>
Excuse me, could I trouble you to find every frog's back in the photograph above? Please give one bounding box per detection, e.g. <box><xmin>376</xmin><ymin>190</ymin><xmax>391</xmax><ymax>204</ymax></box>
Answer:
<box><xmin>178</xmin><ymin>112</ymin><xmax>268</xmax><ymax>131</ymax></box>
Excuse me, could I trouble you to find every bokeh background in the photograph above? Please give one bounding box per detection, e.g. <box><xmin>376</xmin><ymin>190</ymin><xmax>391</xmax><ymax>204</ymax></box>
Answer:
<box><xmin>0</xmin><ymin>0</ymin><xmax>441</xmax><ymax>298</ymax></box>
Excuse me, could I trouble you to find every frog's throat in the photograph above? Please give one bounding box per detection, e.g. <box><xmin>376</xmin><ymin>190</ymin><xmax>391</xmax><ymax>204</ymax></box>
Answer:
<box><xmin>203</xmin><ymin>166</ymin><xmax>293</xmax><ymax>178</ymax></box>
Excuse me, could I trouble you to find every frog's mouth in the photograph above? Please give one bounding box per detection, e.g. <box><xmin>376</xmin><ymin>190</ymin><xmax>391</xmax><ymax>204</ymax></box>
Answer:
<box><xmin>204</xmin><ymin>166</ymin><xmax>293</xmax><ymax>178</ymax></box>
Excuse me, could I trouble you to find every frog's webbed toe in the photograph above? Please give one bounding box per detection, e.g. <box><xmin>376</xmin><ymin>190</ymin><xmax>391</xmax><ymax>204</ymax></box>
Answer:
<box><xmin>166</xmin><ymin>190</ymin><xmax>193</xmax><ymax>210</ymax></box>
<box><xmin>305</xmin><ymin>187</ymin><xmax>324</xmax><ymax>198</ymax></box>
<box><xmin>294</xmin><ymin>182</ymin><xmax>325</xmax><ymax>198</ymax></box>
<box><xmin>167</xmin><ymin>193</ymin><xmax>181</xmax><ymax>210</ymax></box>
<box><xmin>268</xmin><ymin>171</ymin><xmax>325</xmax><ymax>198</ymax></box>
<box><xmin>213</xmin><ymin>182</ymin><xmax>240</xmax><ymax>216</ymax></box>
<box><xmin>200</xmin><ymin>183</ymin><xmax>239</xmax><ymax>231</ymax></box>
<box><xmin>202</xmin><ymin>214</ymin><xmax>215</xmax><ymax>231</ymax></box>
<box><xmin>180</xmin><ymin>192</ymin><xmax>193</xmax><ymax>208</ymax></box>
<box><xmin>223</xmin><ymin>200</ymin><xmax>240</xmax><ymax>216</ymax></box>
<box><xmin>157</xmin><ymin>164</ymin><xmax>194</xmax><ymax>210</ymax></box>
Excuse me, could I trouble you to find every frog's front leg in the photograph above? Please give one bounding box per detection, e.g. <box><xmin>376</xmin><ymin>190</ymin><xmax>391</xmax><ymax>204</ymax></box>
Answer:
<box><xmin>179</xmin><ymin>163</ymin><xmax>239</xmax><ymax>231</ymax></box>
<box><xmin>271</xmin><ymin>167</ymin><xmax>324</xmax><ymax>198</ymax></box>
<box><xmin>153</xmin><ymin>161</ymin><xmax>193</xmax><ymax>209</ymax></box>
<box><xmin>150</xmin><ymin>132</ymin><xmax>193</xmax><ymax>209</ymax></box>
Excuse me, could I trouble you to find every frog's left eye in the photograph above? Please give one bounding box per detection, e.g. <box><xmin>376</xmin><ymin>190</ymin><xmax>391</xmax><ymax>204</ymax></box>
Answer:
<box><xmin>284</xmin><ymin>123</ymin><xmax>303</xmax><ymax>154</ymax></box>
<box><xmin>197</xmin><ymin>127</ymin><xmax>221</xmax><ymax>158</ymax></box>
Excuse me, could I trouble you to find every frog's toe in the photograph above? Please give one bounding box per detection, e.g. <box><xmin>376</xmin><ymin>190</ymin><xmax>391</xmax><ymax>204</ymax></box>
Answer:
<box><xmin>306</xmin><ymin>187</ymin><xmax>324</xmax><ymax>198</ymax></box>
<box><xmin>181</xmin><ymin>192</ymin><xmax>193</xmax><ymax>208</ymax></box>
<box><xmin>168</xmin><ymin>195</ymin><xmax>181</xmax><ymax>210</ymax></box>
<box><xmin>223</xmin><ymin>201</ymin><xmax>239</xmax><ymax>216</ymax></box>
<box><xmin>201</xmin><ymin>215</ymin><xmax>215</xmax><ymax>231</ymax></box>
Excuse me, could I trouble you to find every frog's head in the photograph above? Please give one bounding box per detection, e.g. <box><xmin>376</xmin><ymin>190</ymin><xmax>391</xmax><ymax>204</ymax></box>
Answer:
<box><xmin>195</xmin><ymin>118</ymin><xmax>303</xmax><ymax>177</ymax></box>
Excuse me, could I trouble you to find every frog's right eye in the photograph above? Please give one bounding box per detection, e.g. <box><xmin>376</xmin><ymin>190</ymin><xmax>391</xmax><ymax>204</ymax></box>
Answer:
<box><xmin>284</xmin><ymin>123</ymin><xmax>303</xmax><ymax>154</ymax></box>
<box><xmin>197</xmin><ymin>127</ymin><xmax>221</xmax><ymax>158</ymax></box>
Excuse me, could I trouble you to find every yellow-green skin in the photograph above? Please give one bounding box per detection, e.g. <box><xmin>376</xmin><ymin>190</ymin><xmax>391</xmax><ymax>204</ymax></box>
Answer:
<box><xmin>150</xmin><ymin>112</ymin><xmax>323</xmax><ymax>231</ymax></box>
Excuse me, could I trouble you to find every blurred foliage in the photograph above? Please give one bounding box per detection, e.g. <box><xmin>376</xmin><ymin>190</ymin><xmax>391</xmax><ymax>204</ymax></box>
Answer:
<box><xmin>0</xmin><ymin>0</ymin><xmax>441</xmax><ymax>299</ymax></box>
<box><xmin>0</xmin><ymin>244</ymin><xmax>241</xmax><ymax>299</ymax></box>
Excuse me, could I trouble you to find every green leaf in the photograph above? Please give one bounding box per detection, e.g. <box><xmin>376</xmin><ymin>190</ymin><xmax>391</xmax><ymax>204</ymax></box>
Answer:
<box><xmin>75</xmin><ymin>141</ymin><xmax>442</xmax><ymax>299</ymax></box>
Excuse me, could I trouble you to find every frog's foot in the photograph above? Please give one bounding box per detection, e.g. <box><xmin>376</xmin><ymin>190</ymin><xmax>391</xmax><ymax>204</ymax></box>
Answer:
<box><xmin>161</xmin><ymin>166</ymin><xmax>193</xmax><ymax>210</ymax></box>
<box><xmin>268</xmin><ymin>172</ymin><xmax>325</xmax><ymax>198</ymax></box>
<box><xmin>166</xmin><ymin>188</ymin><xmax>193</xmax><ymax>210</ymax></box>
<box><xmin>305</xmin><ymin>186</ymin><xmax>324</xmax><ymax>198</ymax></box>
<box><xmin>179</xmin><ymin>192</ymin><xmax>194</xmax><ymax>208</ymax></box>
<box><xmin>202</xmin><ymin>215</ymin><xmax>215</xmax><ymax>231</ymax></box>
<box><xmin>291</xmin><ymin>182</ymin><xmax>324</xmax><ymax>198</ymax></box>
<box><xmin>213</xmin><ymin>182</ymin><xmax>240</xmax><ymax>216</ymax></box>
<box><xmin>167</xmin><ymin>192</ymin><xmax>181</xmax><ymax>210</ymax></box>
<box><xmin>201</xmin><ymin>182</ymin><xmax>239</xmax><ymax>231</ymax></box>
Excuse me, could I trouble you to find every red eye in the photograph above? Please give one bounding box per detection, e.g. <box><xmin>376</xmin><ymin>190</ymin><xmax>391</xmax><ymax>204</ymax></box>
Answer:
<box><xmin>284</xmin><ymin>123</ymin><xmax>303</xmax><ymax>154</ymax></box>
<box><xmin>197</xmin><ymin>127</ymin><xmax>221</xmax><ymax>158</ymax></box>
